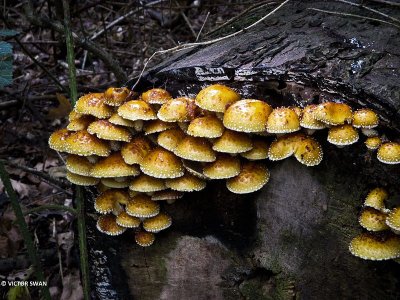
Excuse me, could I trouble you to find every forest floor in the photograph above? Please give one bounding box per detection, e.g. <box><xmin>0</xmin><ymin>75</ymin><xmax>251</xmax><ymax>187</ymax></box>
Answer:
<box><xmin>0</xmin><ymin>1</ymin><xmax>260</xmax><ymax>298</ymax></box>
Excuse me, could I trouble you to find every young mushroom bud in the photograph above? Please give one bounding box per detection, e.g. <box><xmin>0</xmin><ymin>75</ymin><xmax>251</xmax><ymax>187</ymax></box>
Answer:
<box><xmin>135</xmin><ymin>231</ymin><xmax>156</xmax><ymax>247</ymax></box>
<box><xmin>104</xmin><ymin>87</ymin><xmax>130</xmax><ymax>106</ymax></box>
<box><xmin>195</xmin><ymin>84</ymin><xmax>240</xmax><ymax>113</ymax></box>
<box><xmin>377</xmin><ymin>142</ymin><xmax>400</xmax><ymax>164</ymax></box>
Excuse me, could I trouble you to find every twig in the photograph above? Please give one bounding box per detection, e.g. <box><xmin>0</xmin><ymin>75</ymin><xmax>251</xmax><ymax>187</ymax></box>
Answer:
<box><xmin>131</xmin><ymin>0</ymin><xmax>290</xmax><ymax>89</ymax></box>
<box><xmin>174</xmin><ymin>0</ymin><xmax>197</xmax><ymax>39</ymax></box>
<box><xmin>366</xmin><ymin>0</ymin><xmax>400</xmax><ymax>7</ymax></box>
<box><xmin>0</xmin><ymin>162</ymin><xmax>51</xmax><ymax>300</ymax></box>
<box><xmin>196</xmin><ymin>12</ymin><xmax>209</xmax><ymax>42</ymax></box>
<box><xmin>0</xmin><ymin>100</ymin><xmax>19</xmax><ymax>109</ymax></box>
<box><xmin>337</xmin><ymin>0</ymin><xmax>400</xmax><ymax>24</ymax></box>
<box><xmin>24</xmin><ymin>204</ymin><xmax>77</xmax><ymax>216</ymax></box>
<box><xmin>307</xmin><ymin>7</ymin><xmax>400</xmax><ymax>29</ymax></box>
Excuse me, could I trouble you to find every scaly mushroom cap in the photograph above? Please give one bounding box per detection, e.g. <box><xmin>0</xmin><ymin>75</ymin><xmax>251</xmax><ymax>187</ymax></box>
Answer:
<box><xmin>129</xmin><ymin>174</ymin><xmax>166</xmax><ymax>192</ymax></box>
<box><xmin>212</xmin><ymin>130</ymin><xmax>252</xmax><ymax>154</ymax></box>
<box><xmin>352</xmin><ymin>108</ymin><xmax>379</xmax><ymax>128</ymax></box>
<box><xmin>166</xmin><ymin>173</ymin><xmax>206</xmax><ymax>192</ymax></box>
<box><xmin>108</xmin><ymin>113</ymin><xmax>136</xmax><ymax>127</ymax></box>
<box><xmin>364</xmin><ymin>187</ymin><xmax>389</xmax><ymax>212</ymax></box>
<box><xmin>65</xmin><ymin>130</ymin><xmax>111</xmax><ymax>157</ymax></box>
<box><xmin>96</xmin><ymin>214</ymin><xmax>126</xmax><ymax>236</ymax></box>
<box><xmin>142</xmin><ymin>88</ymin><xmax>172</xmax><ymax>105</ymax></box>
<box><xmin>195</xmin><ymin>84</ymin><xmax>240</xmax><ymax>112</ymax></box>
<box><xmin>187</xmin><ymin>115</ymin><xmax>224</xmax><ymax>138</ymax></box>
<box><xmin>266</xmin><ymin>107</ymin><xmax>300</xmax><ymax>134</ymax></box>
<box><xmin>157</xmin><ymin>97</ymin><xmax>197</xmax><ymax>122</ymax></box>
<box><xmin>48</xmin><ymin>129</ymin><xmax>74</xmax><ymax>152</ymax></box>
<box><xmin>66</xmin><ymin>171</ymin><xmax>99</xmax><ymax>186</ymax></box>
<box><xmin>101</xmin><ymin>178</ymin><xmax>130</xmax><ymax>189</ymax></box>
<box><xmin>294</xmin><ymin>137</ymin><xmax>323</xmax><ymax>166</ymax></box>
<box><xmin>290</xmin><ymin>106</ymin><xmax>302</xmax><ymax>117</ymax></box>
<box><xmin>226</xmin><ymin>162</ymin><xmax>270</xmax><ymax>194</ymax></box>
<box><xmin>87</xmin><ymin>120</ymin><xmax>132</xmax><ymax>142</ymax></box>
<box><xmin>365</xmin><ymin>136</ymin><xmax>382</xmax><ymax>150</ymax></box>
<box><xmin>135</xmin><ymin>231</ymin><xmax>155</xmax><ymax>247</ymax></box>
<box><xmin>126</xmin><ymin>194</ymin><xmax>160</xmax><ymax>218</ymax></box>
<box><xmin>300</xmin><ymin>105</ymin><xmax>326</xmax><ymax>130</ymax></box>
<box><xmin>241</xmin><ymin>139</ymin><xmax>269</xmax><ymax>160</ymax></box>
<box><xmin>120</xmin><ymin>136</ymin><xmax>152</xmax><ymax>165</ymax></box>
<box><xmin>66</xmin><ymin>155</ymin><xmax>93</xmax><ymax>176</ymax></box>
<box><xmin>91</xmin><ymin>152</ymin><xmax>140</xmax><ymax>178</ymax></box>
<box><xmin>74</xmin><ymin>93</ymin><xmax>113</xmax><ymax>119</ymax></box>
<box><xmin>223</xmin><ymin>99</ymin><xmax>273</xmax><ymax>132</ymax></box>
<box><xmin>314</xmin><ymin>102</ymin><xmax>352</xmax><ymax>125</ymax></box>
<box><xmin>94</xmin><ymin>189</ymin><xmax>129</xmax><ymax>214</ymax></box>
<box><xmin>327</xmin><ymin>124</ymin><xmax>359</xmax><ymax>146</ymax></box>
<box><xmin>386</xmin><ymin>207</ymin><xmax>400</xmax><ymax>232</ymax></box>
<box><xmin>67</xmin><ymin>115</ymin><xmax>94</xmax><ymax>131</ymax></box>
<box><xmin>175</xmin><ymin>136</ymin><xmax>216</xmax><ymax>162</ymax></box>
<box><xmin>118</xmin><ymin>100</ymin><xmax>157</xmax><ymax>121</ymax></box>
<box><xmin>151</xmin><ymin>190</ymin><xmax>184</xmax><ymax>201</ymax></box>
<box><xmin>140</xmin><ymin>148</ymin><xmax>184</xmax><ymax>179</ymax></box>
<box><xmin>349</xmin><ymin>232</ymin><xmax>400</xmax><ymax>260</ymax></box>
<box><xmin>68</xmin><ymin>111</ymin><xmax>83</xmax><ymax>121</ymax></box>
<box><xmin>203</xmin><ymin>154</ymin><xmax>240</xmax><ymax>179</ymax></box>
<box><xmin>143</xmin><ymin>213</ymin><xmax>172</xmax><ymax>233</ymax></box>
<box><xmin>359</xmin><ymin>207</ymin><xmax>389</xmax><ymax>232</ymax></box>
<box><xmin>157</xmin><ymin>128</ymin><xmax>186</xmax><ymax>152</ymax></box>
<box><xmin>268</xmin><ymin>134</ymin><xmax>300</xmax><ymax>161</ymax></box>
<box><xmin>116</xmin><ymin>211</ymin><xmax>141</xmax><ymax>228</ymax></box>
<box><xmin>377</xmin><ymin>142</ymin><xmax>400</xmax><ymax>164</ymax></box>
<box><xmin>104</xmin><ymin>87</ymin><xmax>130</xmax><ymax>106</ymax></box>
<box><xmin>144</xmin><ymin>120</ymin><xmax>176</xmax><ymax>135</ymax></box>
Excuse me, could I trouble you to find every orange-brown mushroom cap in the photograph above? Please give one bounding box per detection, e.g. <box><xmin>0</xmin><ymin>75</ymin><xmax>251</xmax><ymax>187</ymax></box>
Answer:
<box><xmin>48</xmin><ymin>128</ymin><xmax>74</xmax><ymax>152</ymax></box>
<box><xmin>94</xmin><ymin>189</ymin><xmax>130</xmax><ymax>214</ymax></box>
<box><xmin>267</xmin><ymin>134</ymin><xmax>300</xmax><ymax>161</ymax></box>
<box><xmin>104</xmin><ymin>87</ymin><xmax>130</xmax><ymax>106</ymax></box>
<box><xmin>377</xmin><ymin>142</ymin><xmax>400</xmax><ymax>164</ymax></box>
<box><xmin>65</xmin><ymin>130</ymin><xmax>111</xmax><ymax>157</ymax></box>
<box><xmin>241</xmin><ymin>138</ymin><xmax>269</xmax><ymax>160</ymax></box>
<box><xmin>66</xmin><ymin>155</ymin><xmax>93</xmax><ymax>176</ymax></box>
<box><xmin>87</xmin><ymin>120</ymin><xmax>132</xmax><ymax>142</ymax></box>
<box><xmin>212</xmin><ymin>130</ymin><xmax>252</xmax><ymax>154</ymax></box>
<box><xmin>352</xmin><ymin>108</ymin><xmax>379</xmax><ymax>129</ymax></box>
<box><xmin>187</xmin><ymin>115</ymin><xmax>224</xmax><ymax>138</ymax></box>
<box><xmin>108</xmin><ymin>113</ymin><xmax>136</xmax><ymax>127</ymax></box>
<box><xmin>300</xmin><ymin>105</ymin><xmax>326</xmax><ymax>130</ymax></box>
<box><xmin>203</xmin><ymin>154</ymin><xmax>241</xmax><ymax>179</ymax></box>
<box><xmin>266</xmin><ymin>107</ymin><xmax>300</xmax><ymax>134</ymax></box>
<box><xmin>359</xmin><ymin>207</ymin><xmax>389</xmax><ymax>232</ymax></box>
<box><xmin>66</xmin><ymin>171</ymin><xmax>99</xmax><ymax>186</ymax></box>
<box><xmin>195</xmin><ymin>84</ymin><xmax>240</xmax><ymax>113</ymax></box>
<box><xmin>175</xmin><ymin>136</ymin><xmax>216</xmax><ymax>162</ymax></box>
<box><xmin>135</xmin><ymin>231</ymin><xmax>155</xmax><ymax>247</ymax></box>
<box><xmin>141</xmin><ymin>88</ymin><xmax>172</xmax><ymax>105</ymax></box>
<box><xmin>126</xmin><ymin>194</ymin><xmax>160</xmax><ymax>218</ymax></box>
<box><xmin>117</xmin><ymin>100</ymin><xmax>157</xmax><ymax>121</ymax></box>
<box><xmin>116</xmin><ymin>211</ymin><xmax>141</xmax><ymax>228</ymax></box>
<box><xmin>129</xmin><ymin>174</ymin><xmax>166</xmax><ymax>192</ymax></box>
<box><xmin>67</xmin><ymin>115</ymin><xmax>95</xmax><ymax>131</ymax></box>
<box><xmin>143</xmin><ymin>213</ymin><xmax>172</xmax><ymax>233</ymax></box>
<box><xmin>157</xmin><ymin>97</ymin><xmax>197</xmax><ymax>122</ymax></box>
<box><xmin>364</xmin><ymin>187</ymin><xmax>389</xmax><ymax>212</ymax></box>
<box><xmin>91</xmin><ymin>152</ymin><xmax>140</xmax><ymax>178</ymax></box>
<box><xmin>157</xmin><ymin>128</ymin><xmax>186</xmax><ymax>152</ymax></box>
<box><xmin>74</xmin><ymin>93</ymin><xmax>113</xmax><ymax>119</ymax></box>
<box><xmin>314</xmin><ymin>102</ymin><xmax>352</xmax><ymax>125</ymax></box>
<box><xmin>144</xmin><ymin>120</ymin><xmax>176</xmax><ymax>135</ymax></box>
<box><xmin>294</xmin><ymin>137</ymin><xmax>323</xmax><ymax>166</ymax></box>
<box><xmin>121</xmin><ymin>136</ymin><xmax>152</xmax><ymax>165</ymax></box>
<box><xmin>96</xmin><ymin>214</ymin><xmax>126</xmax><ymax>236</ymax></box>
<box><xmin>327</xmin><ymin>124</ymin><xmax>359</xmax><ymax>146</ymax></box>
<box><xmin>365</xmin><ymin>136</ymin><xmax>382</xmax><ymax>150</ymax></box>
<box><xmin>166</xmin><ymin>173</ymin><xmax>206</xmax><ymax>192</ymax></box>
<box><xmin>386</xmin><ymin>207</ymin><xmax>400</xmax><ymax>232</ymax></box>
<box><xmin>140</xmin><ymin>148</ymin><xmax>184</xmax><ymax>179</ymax></box>
<box><xmin>226</xmin><ymin>162</ymin><xmax>270</xmax><ymax>194</ymax></box>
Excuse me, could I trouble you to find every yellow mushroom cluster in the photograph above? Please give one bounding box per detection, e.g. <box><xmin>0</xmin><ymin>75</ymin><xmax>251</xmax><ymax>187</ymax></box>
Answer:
<box><xmin>48</xmin><ymin>84</ymin><xmax>400</xmax><ymax>247</ymax></box>
<box><xmin>349</xmin><ymin>188</ymin><xmax>400</xmax><ymax>260</ymax></box>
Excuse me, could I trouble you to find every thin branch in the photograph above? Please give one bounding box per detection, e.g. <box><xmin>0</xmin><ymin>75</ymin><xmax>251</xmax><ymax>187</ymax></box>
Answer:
<box><xmin>366</xmin><ymin>0</ymin><xmax>400</xmax><ymax>7</ymax></box>
<box><xmin>196</xmin><ymin>12</ymin><xmax>209</xmax><ymax>42</ymax></box>
<box><xmin>24</xmin><ymin>204</ymin><xmax>77</xmax><ymax>216</ymax></box>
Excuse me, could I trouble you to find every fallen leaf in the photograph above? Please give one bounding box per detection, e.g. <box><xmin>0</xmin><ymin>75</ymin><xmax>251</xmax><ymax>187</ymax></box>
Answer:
<box><xmin>10</xmin><ymin>179</ymin><xmax>34</xmax><ymax>199</ymax></box>
<box><xmin>47</xmin><ymin>93</ymin><xmax>72</xmax><ymax>120</ymax></box>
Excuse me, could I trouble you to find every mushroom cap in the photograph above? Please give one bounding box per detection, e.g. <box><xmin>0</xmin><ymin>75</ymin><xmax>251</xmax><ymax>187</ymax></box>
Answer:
<box><xmin>290</xmin><ymin>106</ymin><xmax>302</xmax><ymax>117</ymax></box>
<box><xmin>300</xmin><ymin>105</ymin><xmax>326</xmax><ymax>130</ymax></box>
<box><xmin>175</xmin><ymin>136</ymin><xmax>216</xmax><ymax>162</ymax></box>
<box><xmin>94</xmin><ymin>189</ymin><xmax>130</xmax><ymax>214</ymax></box>
<box><xmin>144</xmin><ymin>120</ymin><xmax>176</xmax><ymax>135</ymax></box>
<box><xmin>67</xmin><ymin>115</ymin><xmax>95</xmax><ymax>131</ymax></box>
<box><xmin>118</xmin><ymin>100</ymin><xmax>157</xmax><ymax>121</ymax></box>
<box><xmin>116</xmin><ymin>211</ymin><xmax>141</xmax><ymax>228</ymax></box>
<box><xmin>66</xmin><ymin>171</ymin><xmax>99</xmax><ymax>186</ymax></box>
<box><xmin>352</xmin><ymin>108</ymin><xmax>379</xmax><ymax>128</ymax></box>
<box><xmin>151</xmin><ymin>190</ymin><xmax>184</xmax><ymax>201</ymax></box>
<box><xmin>140</xmin><ymin>148</ymin><xmax>184</xmax><ymax>179</ymax></box>
<box><xmin>294</xmin><ymin>137</ymin><xmax>323</xmax><ymax>166</ymax></box>
<box><xmin>74</xmin><ymin>93</ymin><xmax>113</xmax><ymax>119</ymax></box>
<box><xmin>349</xmin><ymin>232</ymin><xmax>400</xmax><ymax>261</ymax></box>
<box><xmin>377</xmin><ymin>142</ymin><xmax>400</xmax><ymax>164</ymax></box>
<box><xmin>212</xmin><ymin>130</ymin><xmax>253</xmax><ymax>154</ymax></box>
<box><xmin>359</xmin><ymin>207</ymin><xmax>389</xmax><ymax>232</ymax></box>
<box><xmin>157</xmin><ymin>97</ymin><xmax>197</xmax><ymax>122</ymax></box>
<box><xmin>226</xmin><ymin>162</ymin><xmax>270</xmax><ymax>194</ymax></box>
<box><xmin>166</xmin><ymin>173</ymin><xmax>206</xmax><ymax>192</ymax></box>
<box><xmin>223</xmin><ymin>99</ymin><xmax>273</xmax><ymax>132</ymax></box>
<box><xmin>266</xmin><ymin>107</ymin><xmax>300</xmax><ymax>134</ymax></box>
<box><xmin>65</xmin><ymin>130</ymin><xmax>111</xmax><ymax>157</ymax></box>
<box><xmin>104</xmin><ymin>87</ymin><xmax>130</xmax><ymax>106</ymax></box>
<box><xmin>364</xmin><ymin>187</ymin><xmax>389</xmax><ymax>212</ymax></box>
<box><xmin>327</xmin><ymin>124</ymin><xmax>359</xmax><ymax>146</ymax></box>
<box><xmin>68</xmin><ymin>111</ymin><xmax>83</xmax><ymax>121</ymax></box>
<box><xmin>141</xmin><ymin>88</ymin><xmax>172</xmax><ymax>105</ymax></box>
<box><xmin>96</xmin><ymin>214</ymin><xmax>126</xmax><ymax>236</ymax></box>
<box><xmin>135</xmin><ymin>231</ymin><xmax>155</xmax><ymax>247</ymax></box>
<box><xmin>386</xmin><ymin>207</ymin><xmax>400</xmax><ymax>232</ymax></box>
<box><xmin>268</xmin><ymin>134</ymin><xmax>300</xmax><ymax>161</ymax></box>
<box><xmin>314</xmin><ymin>102</ymin><xmax>352</xmax><ymax>125</ymax></box>
<box><xmin>126</xmin><ymin>194</ymin><xmax>160</xmax><ymax>218</ymax></box>
<box><xmin>91</xmin><ymin>152</ymin><xmax>140</xmax><ymax>178</ymax></box>
<box><xmin>182</xmin><ymin>160</ymin><xmax>209</xmax><ymax>180</ymax></box>
<box><xmin>241</xmin><ymin>138</ymin><xmax>269</xmax><ymax>160</ymax></box>
<box><xmin>108</xmin><ymin>113</ymin><xmax>136</xmax><ymax>127</ymax></box>
<box><xmin>120</xmin><ymin>136</ymin><xmax>152</xmax><ymax>165</ymax></box>
<box><xmin>66</xmin><ymin>155</ymin><xmax>93</xmax><ymax>176</ymax></box>
<box><xmin>203</xmin><ymin>154</ymin><xmax>241</xmax><ymax>179</ymax></box>
<box><xmin>195</xmin><ymin>84</ymin><xmax>240</xmax><ymax>112</ymax></box>
<box><xmin>48</xmin><ymin>128</ymin><xmax>74</xmax><ymax>152</ymax></box>
<box><xmin>129</xmin><ymin>174</ymin><xmax>166</xmax><ymax>192</ymax></box>
<box><xmin>157</xmin><ymin>128</ymin><xmax>186</xmax><ymax>152</ymax></box>
<box><xmin>365</xmin><ymin>136</ymin><xmax>382</xmax><ymax>150</ymax></box>
<box><xmin>87</xmin><ymin>120</ymin><xmax>132</xmax><ymax>142</ymax></box>
<box><xmin>187</xmin><ymin>115</ymin><xmax>224</xmax><ymax>138</ymax></box>
<box><xmin>143</xmin><ymin>213</ymin><xmax>172</xmax><ymax>233</ymax></box>
<box><xmin>101</xmin><ymin>178</ymin><xmax>130</xmax><ymax>189</ymax></box>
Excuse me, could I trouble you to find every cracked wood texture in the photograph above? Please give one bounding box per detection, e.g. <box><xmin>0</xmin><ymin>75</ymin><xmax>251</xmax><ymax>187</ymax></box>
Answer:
<box><xmin>89</xmin><ymin>1</ymin><xmax>400</xmax><ymax>299</ymax></box>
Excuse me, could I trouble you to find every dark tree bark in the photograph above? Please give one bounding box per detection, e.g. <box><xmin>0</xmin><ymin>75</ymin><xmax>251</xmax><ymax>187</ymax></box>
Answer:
<box><xmin>89</xmin><ymin>1</ymin><xmax>400</xmax><ymax>299</ymax></box>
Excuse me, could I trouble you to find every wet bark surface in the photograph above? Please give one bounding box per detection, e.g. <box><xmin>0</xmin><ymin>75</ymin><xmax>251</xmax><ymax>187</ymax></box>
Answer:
<box><xmin>88</xmin><ymin>1</ymin><xmax>400</xmax><ymax>299</ymax></box>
